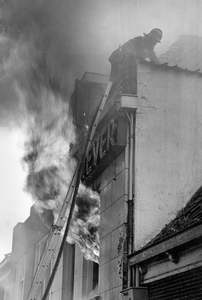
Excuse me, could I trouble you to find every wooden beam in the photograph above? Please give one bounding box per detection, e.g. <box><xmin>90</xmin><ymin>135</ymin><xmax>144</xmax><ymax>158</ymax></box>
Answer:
<box><xmin>129</xmin><ymin>223</ymin><xmax>202</xmax><ymax>266</ymax></box>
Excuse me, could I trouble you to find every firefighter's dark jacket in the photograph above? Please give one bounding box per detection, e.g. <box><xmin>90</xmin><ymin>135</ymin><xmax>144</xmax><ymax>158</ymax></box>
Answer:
<box><xmin>108</xmin><ymin>36</ymin><xmax>157</xmax><ymax>65</ymax></box>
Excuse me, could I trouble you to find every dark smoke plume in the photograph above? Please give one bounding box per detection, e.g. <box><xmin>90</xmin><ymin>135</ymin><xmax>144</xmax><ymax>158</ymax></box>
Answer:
<box><xmin>0</xmin><ymin>0</ymin><xmax>100</xmax><ymax>262</ymax></box>
<box><xmin>0</xmin><ymin>0</ymin><xmax>88</xmax><ymax>125</ymax></box>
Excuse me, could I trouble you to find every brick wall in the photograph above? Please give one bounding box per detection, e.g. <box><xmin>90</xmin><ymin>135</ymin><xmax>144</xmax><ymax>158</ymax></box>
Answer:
<box><xmin>146</xmin><ymin>266</ymin><xmax>202</xmax><ymax>300</ymax></box>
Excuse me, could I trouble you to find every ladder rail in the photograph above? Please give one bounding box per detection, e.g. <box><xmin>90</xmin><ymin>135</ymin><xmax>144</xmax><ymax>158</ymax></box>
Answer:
<box><xmin>26</xmin><ymin>164</ymin><xmax>80</xmax><ymax>300</ymax></box>
<box><xmin>26</xmin><ymin>81</ymin><xmax>113</xmax><ymax>300</ymax></box>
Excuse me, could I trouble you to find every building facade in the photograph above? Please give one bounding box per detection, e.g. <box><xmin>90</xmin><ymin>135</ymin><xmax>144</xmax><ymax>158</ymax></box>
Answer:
<box><xmin>0</xmin><ymin>254</ymin><xmax>11</xmax><ymax>300</ymax></box>
<box><xmin>2</xmin><ymin>36</ymin><xmax>202</xmax><ymax>300</ymax></box>
<box><xmin>73</xmin><ymin>41</ymin><xmax>202</xmax><ymax>299</ymax></box>
<box><xmin>0</xmin><ymin>207</ymin><xmax>75</xmax><ymax>300</ymax></box>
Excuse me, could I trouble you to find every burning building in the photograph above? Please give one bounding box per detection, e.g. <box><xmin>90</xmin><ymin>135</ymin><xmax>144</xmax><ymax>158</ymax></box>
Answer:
<box><xmin>1</xmin><ymin>1</ymin><xmax>202</xmax><ymax>299</ymax></box>
<box><xmin>2</xmin><ymin>34</ymin><xmax>202</xmax><ymax>300</ymax></box>
<box><xmin>68</xmin><ymin>35</ymin><xmax>202</xmax><ymax>300</ymax></box>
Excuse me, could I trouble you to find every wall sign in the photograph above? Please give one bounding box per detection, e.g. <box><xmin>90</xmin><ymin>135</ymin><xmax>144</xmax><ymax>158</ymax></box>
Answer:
<box><xmin>82</xmin><ymin>117</ymin><xmax>127</xmax><ymax>184</ymax></box>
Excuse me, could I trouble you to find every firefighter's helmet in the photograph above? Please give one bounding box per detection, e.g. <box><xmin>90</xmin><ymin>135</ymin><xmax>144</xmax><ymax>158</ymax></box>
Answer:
<box><xmin>144</xmin><ymin>28</ymin><xmax>163</xmax><ymax>43</ymax></box>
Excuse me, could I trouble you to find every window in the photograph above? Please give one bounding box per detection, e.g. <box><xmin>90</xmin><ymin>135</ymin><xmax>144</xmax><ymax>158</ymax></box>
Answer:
<box><xmin>34</xmin><ymin>235</ymin><xmax>48</xmax><ymax>274</ymax></box>
<box><xmin>34</xmin><ymin>236</ymin><xmax>51</xmax><ymax>300</ymax></box>
<box><xmin>86</xmin><ymin>260</ymin><xmax>99</xmax><ymax>296</ymax></box>
<box><xmin>15</xmin><ymin>256</ymin><xmax>26</xmax><ymax>300</ymax></box>
<box><xmin>93</xmin><ymin>262</ymin><xmax>99</xmax><ymax>290</ymax></box>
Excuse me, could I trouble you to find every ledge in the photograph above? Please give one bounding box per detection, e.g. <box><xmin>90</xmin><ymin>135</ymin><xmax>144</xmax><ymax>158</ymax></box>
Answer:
<box><xmin>129</xmin><ymin>223</ymin><xmax>202</xmax><ymax>266</ymax></box>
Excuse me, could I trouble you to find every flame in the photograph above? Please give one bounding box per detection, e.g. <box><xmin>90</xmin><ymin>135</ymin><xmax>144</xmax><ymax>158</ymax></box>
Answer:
<box><xmin>0</xmin><ymin>0</ymin><xmax>100</xmax><ymax>262</ymax></box>
<box><xmin>16</xmin><ymin>84</ymin><xmax>100</xmax><ymax>262</ymax></box>
<box><xmin>67</xmin><ymin>183</ymin><xmax>100</xmax><ymax>262</ymax></box>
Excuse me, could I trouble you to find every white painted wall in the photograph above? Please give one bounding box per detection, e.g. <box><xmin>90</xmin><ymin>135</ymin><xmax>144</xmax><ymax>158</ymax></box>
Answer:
<box><xmin>134</xmin><ymin>63</ymin><xmax>202</xmax><ymax>250</ymax></box>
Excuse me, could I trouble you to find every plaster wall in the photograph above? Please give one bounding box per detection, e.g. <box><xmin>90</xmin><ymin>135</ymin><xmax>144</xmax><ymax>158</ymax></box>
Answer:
<box><xmin>134</xmin><ymin>63</ymin><xmax>202</xmax><ymax>250</ymax></box>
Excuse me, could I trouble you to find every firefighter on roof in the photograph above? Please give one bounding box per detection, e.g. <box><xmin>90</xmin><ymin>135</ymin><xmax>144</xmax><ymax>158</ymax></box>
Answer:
<box><xmin>108</xmin><ymin>28</ymin><xmax>163</xmax><ymax>93</ymax></box>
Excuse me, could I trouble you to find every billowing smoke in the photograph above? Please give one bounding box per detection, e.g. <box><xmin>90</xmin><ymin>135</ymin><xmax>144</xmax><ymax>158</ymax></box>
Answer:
<box><xmin>0</xmin><ymin>0</ymin><xmax>100</xmax><ymax>262</ymax></box>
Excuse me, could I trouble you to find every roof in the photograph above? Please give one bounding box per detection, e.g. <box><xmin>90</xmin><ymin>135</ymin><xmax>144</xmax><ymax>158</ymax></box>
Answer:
<box><xmin>158</xmin><ymin>35</ymin><xmax>202</xmax><ymax>73</ymax></box>
<box><xmin>147</xmin><ymin>186</ymin><xmax>202</xmax><ymax>247</ymax></box>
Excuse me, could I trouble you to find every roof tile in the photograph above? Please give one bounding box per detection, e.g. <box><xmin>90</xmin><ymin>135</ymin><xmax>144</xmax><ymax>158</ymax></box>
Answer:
<box><xmin>147</xmin><ymin>187</ymin><xmax>202</xmax><ymax>246</ymax></box>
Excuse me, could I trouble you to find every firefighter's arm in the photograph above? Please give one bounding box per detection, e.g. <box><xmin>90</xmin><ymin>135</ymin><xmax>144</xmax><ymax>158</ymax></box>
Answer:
<box><xmin>147</xmin><ymin>49</ymin><xmax>161</xmax><ymax>64</ymax></box>
<box><xmin>147</xmin><ymin>49</ymin><xmax>157</xmax><ymax>60</ymax></box>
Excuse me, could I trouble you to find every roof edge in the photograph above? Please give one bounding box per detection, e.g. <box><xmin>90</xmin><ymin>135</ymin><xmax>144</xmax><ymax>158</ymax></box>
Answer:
<box><xmin>129</xmin><ymin>222</ymin><xmax>202</xmax><ymax>266</ymax></box>
<box><xmin>138</xmin><ymin>60</ymin><xmax>202</xmax><ymax>76</ymax></box>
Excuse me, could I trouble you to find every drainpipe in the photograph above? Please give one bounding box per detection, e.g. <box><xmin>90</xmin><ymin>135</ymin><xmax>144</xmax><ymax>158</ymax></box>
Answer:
<box><xmin>128</xmin><ymin>112</ymin><xmax>134</xmax><ymax>255</ymax></box>
<box><xmin>125</xmin><ymin>110</ymin><xmax>135</xmax><ymax>286</ymax></box>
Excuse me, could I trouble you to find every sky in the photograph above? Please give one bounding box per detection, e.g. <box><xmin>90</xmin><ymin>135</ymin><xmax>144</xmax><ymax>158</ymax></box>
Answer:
<box><xmin>0</xmin><ymin>128</ymin><xmax>32</xmax><ymax>260</ymax></box>
<box><xmin>0</xmin><ymin>0</ymin><xmax>202</xmax><ymax>261</ymax></box>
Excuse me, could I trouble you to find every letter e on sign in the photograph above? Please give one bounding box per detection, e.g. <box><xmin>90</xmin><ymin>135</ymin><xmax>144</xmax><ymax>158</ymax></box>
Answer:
<box><xmin>99</xmin><ymin>127</ymin><xmax>107</xmax><ymax>159</ymax></box>
<box><xmin>107</xmin><ymin>119</ymin><xmax>115</xmax><ymax>151</ymax></box>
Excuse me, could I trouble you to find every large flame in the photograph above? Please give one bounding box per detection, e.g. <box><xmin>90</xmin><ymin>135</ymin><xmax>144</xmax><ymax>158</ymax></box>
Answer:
<box><xmin>0</xmin><ymin>0</ymin><xmax>100</xmax><ymax>262</ymax></box>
